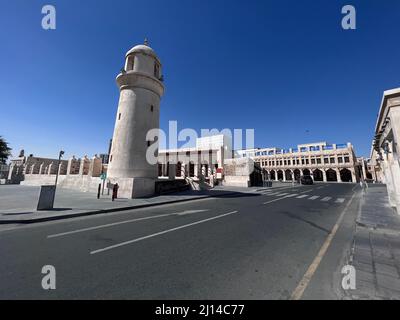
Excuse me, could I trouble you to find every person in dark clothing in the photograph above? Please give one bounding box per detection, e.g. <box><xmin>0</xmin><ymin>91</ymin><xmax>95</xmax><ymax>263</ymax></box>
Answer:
<box><xmin>112</xmin><ymin>183</ymin><xmax>119</xmax><ymax>201</ymax></box>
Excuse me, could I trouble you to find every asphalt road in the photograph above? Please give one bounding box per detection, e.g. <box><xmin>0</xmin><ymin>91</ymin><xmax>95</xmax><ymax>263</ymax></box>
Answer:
<box><xmin>0</xmin><ymin>183</ymin><xmax>361</xmax><ymax>299</ymax></box>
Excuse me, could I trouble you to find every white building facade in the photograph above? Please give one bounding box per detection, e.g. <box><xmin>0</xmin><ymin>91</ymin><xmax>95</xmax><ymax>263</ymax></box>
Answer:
<box><xmin>239</xmin><ymin>141</ymin><xmax>360</xmax><ymax>183</ymax></box>
<box><xmin>371</xmin><ymin>88</ymin><xmax>400</xmax><ymax>213</ymax></box>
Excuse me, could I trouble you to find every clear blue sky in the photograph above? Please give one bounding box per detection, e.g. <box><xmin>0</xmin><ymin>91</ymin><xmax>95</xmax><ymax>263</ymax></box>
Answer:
<box><xmin>1</xmin><ymin>0</ymin><xmax>399</xmax><ymax>159</ymax></box>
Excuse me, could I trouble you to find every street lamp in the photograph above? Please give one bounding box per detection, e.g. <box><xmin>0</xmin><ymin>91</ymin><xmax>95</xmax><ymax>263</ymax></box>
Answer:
<box><xmin>54</xmin><ymin>150</ymin><xmax>65</xmax><ymax>190</ymax></box>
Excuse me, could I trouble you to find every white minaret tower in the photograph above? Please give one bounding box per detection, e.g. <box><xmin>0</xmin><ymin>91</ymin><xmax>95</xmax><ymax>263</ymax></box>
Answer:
<box><xmin>107</xmin><ymin>40</ymin><xmax>164</xmax><ymax>198</ymax></box>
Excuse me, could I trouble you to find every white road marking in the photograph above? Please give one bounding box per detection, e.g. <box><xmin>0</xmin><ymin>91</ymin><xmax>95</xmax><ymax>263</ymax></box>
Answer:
<box><xmin>47</xmin><ymin>209</ymin><xmax>209</xmax><ymax>238</ymax></box>
<box><xmin>90</xmin><ymin>211</ymin><xmax>238</xmax><ymax>255</ymax></box>
<box><xmin>263</xmin><ymin>189</ymin><xmax>310</xmax><ymax>205</ymax></box>
<box><xmin>276</xmin><ymin>193</ymin><xmax>289</xmax><ymax>196</ymax></box>
<box><xmin>309</xmin><ymin>196</ymin><xmax>319</xmax><ymax>200</ymax></box>
<box><xmin>175</xmin><ymin>209</ymin><xmax>209</xmax><ymax>216</ymax></box>
<box><xmin>321</xmin><ymin>197</ymin><xmax>332</xmax><ymax>202</ymax></box>
<box><xmin>317</xmin><ymin>186</ymin><xmax>324</xmax><ymax>190</ymax></box>
<box><xmin>296</xmin><ymin>195</ymin><xmax>308</xmax><ymax>199</ymax></box>
<box><xmin>285</xmin><ymin>194</ymin><xmax>298</xmax><ymax>197</ymax></box>
<box><xmin>290</xmin><ymin>191</ymin><xmax>357</xmax><ymax>300</ymax></box>
<box><xmin>335</xmin><ymin>198</ymin><xmax>345</xmax><ymax>203</ymax></box>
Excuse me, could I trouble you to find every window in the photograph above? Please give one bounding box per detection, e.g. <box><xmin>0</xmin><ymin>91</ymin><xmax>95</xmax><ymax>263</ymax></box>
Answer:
<box><xmin>110</xmin><ymin>155</ymin><xmax>113</xmax><ymax>162</ymax></box>
<box><xmin>330</xmin><ymin>157</ymin><xmax>335</xmax><ymax>164</ymax></box>
<box><xmin>150</xmin><ymin>105</ymin><xmax>154</xmax><ymax>112</ymax></box>
<box><xmin>154</xmin><ymin>63</ymin><xmax>160</xmax><ymax>78</ymax></box>
<box><xmin>147</xmin><ymin>141</ymin><xmax>151</xmax><ymax>147</ymax></box>
<box><xmin>118</xmin><ymin>113</ymin><xmax>121</xmax><ymax>120</ymax></box>
<box><xmin>324</xmin><ymin>158</ymin><xmax>329</xmax><ymax>164</ymax></box>
<box><xmin>126</xmin><ymin>56</ymin><xmax>134</xmax><ymax>71</ymax></box>
<box><xmin>344</xmin><ymin>156</ymin><xmax>350</xmax><ymax>163</ymax></box>
<box><xmin>306</xmin><ymin>159</ymin><xmax>309</xmax><ymax>165</ymax></box>
<box><xmin>338</xmin><ymin>157</ymin><xmax>343</xmax><ymax>163</ymax></box>
<box><xmin>311</xmin><ymin>159</ymin><xmax>316</xmax><ymax>164</ymax></box>
<box><xmin>317</xmin><ymin>158</ymin><xmax>321</xmax><ymax>164</ymax></box>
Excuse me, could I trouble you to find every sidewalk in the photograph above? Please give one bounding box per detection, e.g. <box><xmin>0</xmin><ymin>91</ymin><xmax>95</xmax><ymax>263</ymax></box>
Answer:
<box><xmin>345</xmin><ymin>184</ymin><xmax>400</xmax><ymax>299</ymax></box>
<box><xmin>0</xmin><ymin>184</ymin><xmax>270</xmax><ymax>224</ymax></box>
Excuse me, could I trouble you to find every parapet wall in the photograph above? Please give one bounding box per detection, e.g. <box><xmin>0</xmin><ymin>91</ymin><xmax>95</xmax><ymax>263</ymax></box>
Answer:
<box><xmin>21</xmin><ymin>174</ymin><xmax>102</xmax><ymax>193</ymax></box>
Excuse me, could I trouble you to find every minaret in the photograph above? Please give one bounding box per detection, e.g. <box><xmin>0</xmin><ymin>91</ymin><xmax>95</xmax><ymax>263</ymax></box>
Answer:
<box><xmin>107</xmin><ymin>40</ymin><xmax>164</xmax><ymax>198</ymax></box>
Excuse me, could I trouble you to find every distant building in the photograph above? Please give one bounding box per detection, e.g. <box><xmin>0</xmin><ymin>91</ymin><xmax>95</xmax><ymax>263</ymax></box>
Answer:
<box><xmin>239</xmin><ymin>141</ymin><xmax>361</xmax><ymax>183</ymax></box>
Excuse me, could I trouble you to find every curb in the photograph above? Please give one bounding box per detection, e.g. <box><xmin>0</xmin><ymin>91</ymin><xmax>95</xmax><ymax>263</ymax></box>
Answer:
<box><xmin>0</xmin><ymin>191</ymin><xmax>238</xmax><ymax>225</ymax></box>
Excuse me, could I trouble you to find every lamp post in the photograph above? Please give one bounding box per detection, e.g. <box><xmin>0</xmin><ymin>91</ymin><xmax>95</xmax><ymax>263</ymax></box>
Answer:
<box><xmin>54</xmin><ymin>150</ymin><xmax>64</xmax><ymax>191</ymax></box>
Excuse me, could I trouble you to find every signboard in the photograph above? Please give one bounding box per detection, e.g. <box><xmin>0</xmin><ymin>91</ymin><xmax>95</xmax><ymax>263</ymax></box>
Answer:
<box><xmin>100</xmin><ymin>173</ymin><xmax>107</xmax><ymax>180</ymax></box>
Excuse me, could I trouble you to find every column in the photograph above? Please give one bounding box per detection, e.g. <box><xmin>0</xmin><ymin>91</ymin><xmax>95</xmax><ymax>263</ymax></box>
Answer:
<box><xmin>168</xmin><ymin>163</ymin><xmax>176</xmax><ymax>180</ymax></box>
<box><xmin>39</xmin><ymin>163</ymin><xmax>44</xmax><ymax>175</ymax></box>
<box><xmin>181</xmin><ymin>163</ymin><xmax>186</xmax><ymax>178</ymax></box>
<box><xmin>336</xmin><ymin>168</ymin><xmax>342</xmax><ymax>182</ymax></box>
<box><xmin>322</xmin><ymin>170</ymin><xmax>327</xmax><ymax>182</ymax></box>
<box><xmin>350</xmin><ymin>169</ymin><xmax>357</xmax><ymax>183</ymax></box>
<box><xmin>47</xmin><ymin>163</ymin><xmax>53</xmax><ymax>175</ymax></box>
<box><xmin>67</xmin><ymin>157</ymin><xmax>74</xmax><ymax>175</ymax></box>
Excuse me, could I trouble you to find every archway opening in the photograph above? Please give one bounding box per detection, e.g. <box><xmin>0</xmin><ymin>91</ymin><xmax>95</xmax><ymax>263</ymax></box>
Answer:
<box><xmin>313</xmin><ymin>169</ymin><xmax>323</xmax><ymax>182</ymax></box>
<box><xmin>340</xmin><ymin>168</ymin><xmax>352</xmax><ymax>182</ymax></box>
<box><xmin>270</xmin><ymin>170</ymin><xmax>276</xmax><ymax>180</ymax></box>
<box><xmin>326</xmin><ymin>169</ymin><xmax>337</xmax><ymax>182</ymax></box>
<box><xmin>277</xmin><ymin>170</ymin><xmax>284</xmax><ymax>181</ymax></box>
<box><xmin>293</xmin><ymin>169</ymin><xmax>301</xmax><ymax>181</ymax></box>
<box><xmin>303</xmin><ymin>169</ymin><xmax>311</xmax><ymax>176</ymax></box>
<box><xmin>285</xmin><ymin>170</ymin><xmax>292</xmax><ymax>181</ymax></box>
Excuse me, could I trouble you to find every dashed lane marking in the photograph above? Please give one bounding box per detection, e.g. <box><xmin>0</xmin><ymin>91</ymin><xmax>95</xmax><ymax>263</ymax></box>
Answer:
<box><xmin>90</xmin><ymin>211</ymin><xmax>238</xmax><ymax>255</ymax></box>
<box><xmin>335</xmin><ymin>198</ymin><xmax>345</xmax><ymax>203</ymax></box>
<box><xmin>309</xmin><ymin>196</ymin><xmax>320</xmax><ymax>200</ymax></box>
<box><xmin>321</xmin><ymin>197</ymin><xmax>332</xmax><ymax>202</ymax></box>
<box><xmin>48</xmin><ymin>209</ymin><xmax>210</xmax><ymax>238</ymax></box>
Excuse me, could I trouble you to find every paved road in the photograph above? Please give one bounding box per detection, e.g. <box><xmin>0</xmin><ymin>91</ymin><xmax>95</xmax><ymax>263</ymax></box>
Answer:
<box><xmin>0</xmin><ymin>183</ymin><xmax>361</xmax><ymax>299</ymax></box>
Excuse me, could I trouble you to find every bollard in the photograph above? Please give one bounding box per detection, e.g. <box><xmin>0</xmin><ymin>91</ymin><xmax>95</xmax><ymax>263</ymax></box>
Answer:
<box><xmin>97</xmin><ymin>183</ymin><xmax>101</xmax><ymax>199</ymax></box>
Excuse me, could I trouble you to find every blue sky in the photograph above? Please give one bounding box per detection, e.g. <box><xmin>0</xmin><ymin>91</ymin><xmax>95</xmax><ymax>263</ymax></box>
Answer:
<box><xmin>1</xmin><ymin>0</ymin><xmax>399</xmax><ymax>159</ymax></box>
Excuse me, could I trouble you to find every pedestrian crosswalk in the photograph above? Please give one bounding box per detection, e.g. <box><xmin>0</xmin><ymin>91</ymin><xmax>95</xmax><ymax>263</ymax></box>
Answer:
<box><xmin>259</xmin><ymin>189</ymin><xmax>347</xmax><ymax>204</ymax></box>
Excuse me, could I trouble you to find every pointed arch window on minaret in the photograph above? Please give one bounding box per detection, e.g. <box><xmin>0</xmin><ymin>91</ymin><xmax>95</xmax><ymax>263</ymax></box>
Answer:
<box><xmin>154</xmin><ymin>62</ymin><xmax>160</xmax><ymax>78</ymax></box>
<box><xmin>126</xmin><ymin>55</ymin><xmax>134</xmax><ymax>71</ymax></box>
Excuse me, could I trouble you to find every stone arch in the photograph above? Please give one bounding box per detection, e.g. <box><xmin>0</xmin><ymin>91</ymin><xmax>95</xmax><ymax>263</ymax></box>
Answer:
<box><xmin>340</xmin><ymin>168</ymin><xmax>352</xmax><ymax>182</ymax></box>
<box><xmin>313</xmin><ymin>169</ymin><xmax>323</xmax><ymax>182</ymax></box>
<box><xmin>285</xmin><ymin>169</ymin><xmax>293</xmax><ymax>181</ymax></box>
<box><xmin>270</xmin><ymin>170</ymin><xmax>276</xmax><ymax>180</ymax></box>
<box><xmin>326</xmin><ymin>169</ymin><xmax>337</xmax><ymax>182</ymax></box>
<box><xmin>277</xmin><ymin>170</ymin><xmax>284</xmax><ymax>181</ymax></box>
<box><xmin>303</xmin><ymin>168</ymin><xmax>311</xmax><ymax>176</ymax></box>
